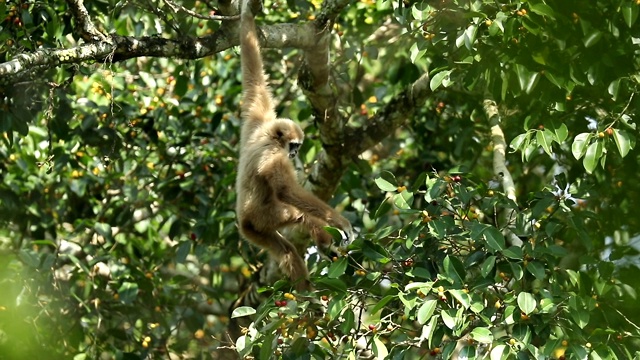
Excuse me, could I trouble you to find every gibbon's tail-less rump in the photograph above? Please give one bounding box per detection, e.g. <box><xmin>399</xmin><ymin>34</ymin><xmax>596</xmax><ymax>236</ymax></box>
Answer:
<box><xmin>235</xmin><ymin>0</ymin><xmax>353</xmax><ymax>291</ymax></box>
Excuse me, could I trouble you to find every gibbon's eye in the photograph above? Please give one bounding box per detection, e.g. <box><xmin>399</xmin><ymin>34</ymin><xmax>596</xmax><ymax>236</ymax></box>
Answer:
<box><xmin>276</xmin><ymin>130</ymin><xmax>284</xmax><ymax>137</ymax></box>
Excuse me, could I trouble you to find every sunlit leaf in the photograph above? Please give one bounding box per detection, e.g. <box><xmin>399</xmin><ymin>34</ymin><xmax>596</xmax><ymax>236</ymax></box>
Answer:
<box><xmin>536</xmin><ymin>129</ymin><xmax>554</xmax><ymax>156</ymax></box>
<box><xmin>529</xmin><ymin>3</ymin><xmax>556</xmax><ymax>19</ymax></box>
<box><xmin>583</xmin><ymin>140</ymin><xmax>603</xmax><ymax>174</ymax></box>
<box><xmin>572</xmin><ymin>133</ymin><xmax>591</xmax><ymax>160</ymax></box>
<box><xmin>327</xmin><ymin>256</ymin><xmax>348</xmax><ymax>278</ymax></box>
<box><xmin>372</xmin><ymin>336</ymin><xmax>388</xmax><ymax>359</ymax></box>
<box><xmin>612</xmin><ymin>128</ymin><xmax>635</xmax><ymax>158</ymax></box>
<box><xmin>470</xmin><ymin>327</ymin><xmax>493</xmax><ymax>343</ymax></box>
<box><xmin>430</xmin><ymin>70</ymin><xmax>453</xmax><ymax>91</ymax></box>
<box><xmin>517</xmin><ymin>292</ymin><xmax>536</xmax><ymax>315</ymax></box>
<box><xmin>417</xmin><ymin>300</ymin><xmax>437</xmax><ymax>325</ymax></box>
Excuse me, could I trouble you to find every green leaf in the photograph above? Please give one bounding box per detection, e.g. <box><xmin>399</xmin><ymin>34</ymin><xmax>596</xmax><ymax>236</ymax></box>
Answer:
<box><xmin>259</xmin><ymin>331</ymin><xmax>275</xmax><ymax>360</ymax></box>
<box><xmin>517</xmin><ymin>292</ymin><xmax>536</xmax><ymax>315</ymax></box>
<box><xmin>583</xmin><ymin>30</ymin><xmax>603</xmax><ymax>48</ymax></box>
<box><xmin>393</xmin><ymin>191</ymin><xmax>414</xmax><ymax>209</ymax></box>
<box><xmin>549</xmin><ymin>118</ymin><xmax>568</xmax><ymax>143</ymax></box>
<box><xmin>526</xmin><ymin>261</ymin><xmax>546</xmax><ymax>281</ymax></box>
<box><xmin>443</xmin><ymin>256</ymin><xmax>465</xmax><ymax>285</ymax></box>
<box><xmin>490</xmin><ymin>344</ymin><xmax>510</xmax><ymax>360</ymax></box>
<box><xmin>93</xmin><ymin>222</ymin><xmax>113</xmax><ymax>241</ymax></box>
<box><xmin>515</xmin><ymin>64</ymin><xmax>540</xmax><ymax>94</ymax></box>
<box><xmin>622</xmin><ymin>3</ymin><xmax>639</xmax><ymax>28</ymax></box>
<box><xmin>449</xmin><ymin>290</ymin><xmax>471</xmax><ymax>309</ymax></box>
<box><xmin>372</xmin><ymin>336</ymin><xmax>388</xmax><ymax>359</ymax></box>
<box><xmin>583</xmin><ymin>140</ymin><xmax>603</xmax><ymax>174</ymax></box>
<box><xmin>568</xmin><ymin>296</ymin><xmax>590</xmax><ymax>328</ymax></box>
<box><xmin>544</xmin><ymin>71</ymin><xmax>566</xmax><ymax>88</ymax></box>
<box><xmin>480</xmin><ymin>256</ymin><xmax>496</xmax><ymax>278</ymax></box>
<box><xmin>316</xmin><ymin>278</ymin><xmax>348</xmax><ymax>293</ymax></box>
<box><xmin>502</xmin><ymin>246</ymin><xmax>523</xmax><ymax>260</ymax></box>
<box><xmin>430</xmin><ymin>70</ymin><xmax>452</xmax><ymax>91</ymax></box>
<box><xmin>362</xmin><ymin>241</ymin><xmax>390</xmax><ymax>263</ymax></box>
<box><xmin>370</xmin><ymin>294</ymin><xmax>396</xmax><ymax>315</ymax></box>
<box><xmin>509</xmin><ymin>133</ymin><xmax>529</xmax><ymax>152</ymax></box>
<box><xmin>441</xmin><ymin>309</ymin><xmax>456</xmax><ymax>329</ymax></box>
<box><xmin>529</xmin><ymin>3</ymin><xmax>556</xmax><ymax>19</ymax></box>
<box><xmin>470</xmin><ymin>327</ymin><xmax>494</xmax><ymax>343</ymax></box>
<box><xmin>608</xmin><ymin>78</ymin><xmax>621</xmax><ymax>100</ymax></box>
<box><xmin>18</xmin><ymin>249</ymin><xmax>40</xmax><ymax>268</ymax></box>
<box><xmin>117</xmin><ymin>282</ymin><xmax>139</xmax><ymax>305</ymax></box>
<box><xmin>417</xmin><ymin>300</ymin><xmax>438</xmax><ymax>325</ymax></box>
<box><xmin>483</xmin><ymin>227</ymin><xmax>506</xmax><ymax>252</ymax></box>
<box><xmin>612</xmin><ymin>128</ymin><xmax>635</xmax><ymax>158</ymax></box>
<box><xmin>340</xmin><ymin>308</ymin><xmax>355</xmax><ymax>335</ymax></box>
<box><xmin>327</xmin><ymin>256</ymin><xmax>348</xmax><ymax>279</ymax></box>
<box><xmin>405</xmin><ymin>282</ymin><xmax>434</xmax><ymax>292</ymax></box>
<box><xmin>504</xmin><ymin>306</ymin><xmax>517</xmax><ymax>325</ymax></box>
<box><xmin>536</xmin><ymin>129</ymin><xmax>554</xmax><ymax>156</ymax></box>
<box><xmin>572</xmin><ymin>133</ymin><xmax>591</xmax><ymax>160</ymax></box>
<box><xmin>374</xmin><ymin>177</ymin><xmax>397</xmax><ymax>192</ymax></box>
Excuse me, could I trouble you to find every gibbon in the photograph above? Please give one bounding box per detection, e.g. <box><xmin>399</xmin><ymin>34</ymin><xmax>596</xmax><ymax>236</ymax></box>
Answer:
<box><xmin>235</xmin><ymin>0</ymin><xmax>353</xmax><ymax>291</ymax></box>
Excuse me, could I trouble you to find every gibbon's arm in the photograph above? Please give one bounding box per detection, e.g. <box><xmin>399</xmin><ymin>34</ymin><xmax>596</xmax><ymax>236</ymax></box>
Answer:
<box><xmin>240</xmin><ymin>0</ymin><xmax>276</xmax><ymax>123</ymax></box>
<box><xmin>266</xmin><ymin>166</ymin><xmax>348</xmax><ymax>228</ymax></box>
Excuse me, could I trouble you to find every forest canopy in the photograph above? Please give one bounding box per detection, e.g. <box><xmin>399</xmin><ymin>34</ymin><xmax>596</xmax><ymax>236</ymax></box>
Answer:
<box><xmin>1</xmin><ymin>0</ymin><xmax>640</xmax><ymax>359</ymax></box>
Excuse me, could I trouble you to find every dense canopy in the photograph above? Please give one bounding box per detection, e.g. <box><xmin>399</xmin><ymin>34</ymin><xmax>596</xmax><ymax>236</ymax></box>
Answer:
<box><xmin>1</xmin><ymin>0</ymin><xmax>640</xmax><ymax>359</ymax></box>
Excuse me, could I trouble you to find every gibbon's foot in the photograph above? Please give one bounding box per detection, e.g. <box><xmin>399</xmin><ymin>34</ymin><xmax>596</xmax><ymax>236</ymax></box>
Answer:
<box><xmin>279</xmin><ymin>249</ymin><xmax>311</xmax><ymax>291</ymax></box>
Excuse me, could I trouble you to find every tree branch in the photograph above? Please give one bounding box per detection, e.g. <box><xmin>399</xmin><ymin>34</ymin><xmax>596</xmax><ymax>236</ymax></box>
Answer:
<box><xmin>65</xmin><ymin>0</ymin><xmax>110</xmax><ymax>42</ymax></box>
<box><xmin>0</xmin><ymin>24</ymin><xmax>315</xmax><ymax>82</ymax></box>
<box><xmin>308</xmin><ymin>74</ymin><xmax>432</xmax><ymax>200</ymax></box>
<box><xmin>483</xmin><ymin>98</ymin><xmax>521</xmax><ymax>246</ymax></box>
<box><xmin>483</xmin><ymin>99</ymin><xmax>516</xmax><ymax>202</ymax></box>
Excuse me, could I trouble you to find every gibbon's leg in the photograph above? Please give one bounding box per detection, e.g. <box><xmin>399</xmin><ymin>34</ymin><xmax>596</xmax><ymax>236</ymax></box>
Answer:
<box><xmin>240</xmin><ymin>220</ymin><xmax>311</xmax><ymax>291</ymax></box>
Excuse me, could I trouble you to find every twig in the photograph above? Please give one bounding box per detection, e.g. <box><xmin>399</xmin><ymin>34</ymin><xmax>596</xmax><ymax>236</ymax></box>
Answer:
<box><xmin>164</xmin><ymin>0</ymin><xmax>240</xmax><ymax>21</ymax></box>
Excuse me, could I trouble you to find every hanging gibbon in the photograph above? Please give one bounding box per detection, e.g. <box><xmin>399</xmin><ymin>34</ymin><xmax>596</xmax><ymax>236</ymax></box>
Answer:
<box><xmin>235</xmin><ymin>0</ymin><xmax>353</xmax><ymax>291</ymax></box>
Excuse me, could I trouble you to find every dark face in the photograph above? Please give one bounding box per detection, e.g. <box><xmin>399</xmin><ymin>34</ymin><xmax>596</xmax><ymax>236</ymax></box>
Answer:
<box><xmin>288</xmin><ymin>141</ymin><xmax>301</xmax><ymax>158</ymax></box>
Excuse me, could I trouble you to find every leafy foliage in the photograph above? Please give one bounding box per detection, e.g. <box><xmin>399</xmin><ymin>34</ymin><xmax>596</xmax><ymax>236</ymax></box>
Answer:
<box><xmin>1</xmin><ymin>0</ymin><xmax>640</xmax><ymax>359</ymax></box>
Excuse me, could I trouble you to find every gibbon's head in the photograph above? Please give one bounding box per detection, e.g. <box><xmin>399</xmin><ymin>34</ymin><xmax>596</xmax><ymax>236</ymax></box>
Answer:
<box><xmin>269</xmin><ymin>119</ymin><xmax>304</xmax><ymax>159</ymax></box>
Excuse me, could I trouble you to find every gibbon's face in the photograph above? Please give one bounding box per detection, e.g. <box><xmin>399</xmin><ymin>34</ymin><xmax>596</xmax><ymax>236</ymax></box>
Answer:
<box><xmin>270</xmin><ymin>119</ymin><xmax>304</xmax><ymax>159</ymax></box>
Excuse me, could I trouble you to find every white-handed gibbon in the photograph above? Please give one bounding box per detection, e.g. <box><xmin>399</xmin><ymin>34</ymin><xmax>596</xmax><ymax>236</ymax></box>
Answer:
<box><xmin>235</xmin><ymin>0</ymin><xmax>353</xmax><ymax>291</ymax></box>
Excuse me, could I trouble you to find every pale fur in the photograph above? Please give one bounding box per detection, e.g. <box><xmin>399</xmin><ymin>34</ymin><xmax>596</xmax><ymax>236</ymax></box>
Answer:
<box><xmin>235</xmin><ymin>0</ymin><xmax>352</xmax><ymax>291</ymax></box>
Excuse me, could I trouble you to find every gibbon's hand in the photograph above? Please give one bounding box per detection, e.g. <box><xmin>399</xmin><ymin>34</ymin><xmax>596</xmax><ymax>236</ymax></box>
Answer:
<box><xmin>332</xmin><ymin>214</ymin><xmax>355</xmax><ymax>244</ymax></box>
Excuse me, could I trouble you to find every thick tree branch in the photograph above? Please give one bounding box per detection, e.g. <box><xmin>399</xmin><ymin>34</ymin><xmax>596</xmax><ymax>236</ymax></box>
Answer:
<box><xmin>308</xmin><ymin>74</ymin><xmax>432</xmax><ymax>200</ymax></box>
<box><xmin>0</xmin><ymin>24</ymin><xmax>314</xmax><ymax>81</ymax></box>
<box><xmin>483</xmin><ymin>98</ymin><xmax>521</xmax><ymax>246</ymax></box>
<box><xmin>483</xmin><ymin>99</ymin><xmax>516</xmax><ymax>202</ymax></box>
<box><xmin>295</xmin><ymin>0</ymin><xmax>356</xmax><ymax>200</ymax></box>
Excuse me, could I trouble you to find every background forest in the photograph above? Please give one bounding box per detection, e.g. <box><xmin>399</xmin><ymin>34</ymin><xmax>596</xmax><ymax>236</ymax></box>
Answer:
<box><xmin>1</xmin><ymin>0</ymin><xmax>640</xmax><ymax>359</ymax></box>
